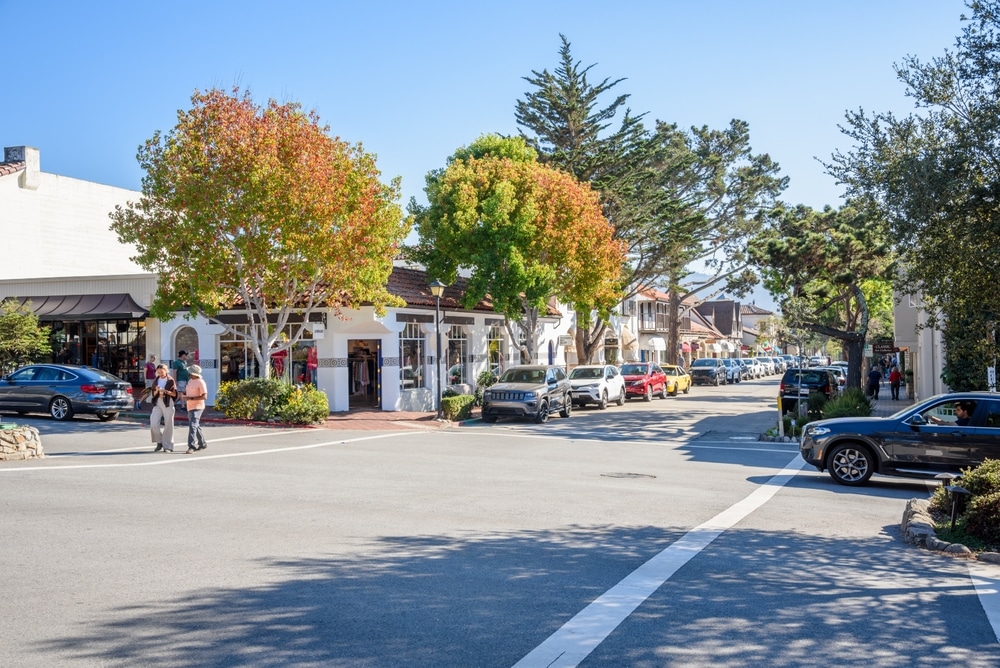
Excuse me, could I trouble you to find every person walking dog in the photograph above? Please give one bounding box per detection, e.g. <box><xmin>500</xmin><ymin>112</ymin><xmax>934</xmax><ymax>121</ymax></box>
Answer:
<box><xmin>184</xmin><ymin>365</ymin><xmax>209</xmax><ymax>454</ymax></box>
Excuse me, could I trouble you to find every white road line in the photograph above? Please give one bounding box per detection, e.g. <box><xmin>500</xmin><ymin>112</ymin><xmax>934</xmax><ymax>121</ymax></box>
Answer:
<box><xmin>512</xmin><ymin>454</ymin><xmax>807</xmax><ymax>668</ymax></box>
<box><xmin>46</xmin><ymin>428</ymin><xmax>313</xmax><ymax>457</ymax></box>
<box><xmin>0</xmin><ymin>432</ymin><xmax>415</xmax><ymax>472</ymax></box>
<box><xmin>969</xmin><ymin>562</ymin><xmax>1000</xmax><ymax>642</ymax></box>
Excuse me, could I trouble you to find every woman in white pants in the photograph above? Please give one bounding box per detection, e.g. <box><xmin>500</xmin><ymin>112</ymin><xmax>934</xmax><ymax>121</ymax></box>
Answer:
<box><xmin>149</xmin><ymin>364</ymin><xmax>179</xmax><ymax>452</ymax></box>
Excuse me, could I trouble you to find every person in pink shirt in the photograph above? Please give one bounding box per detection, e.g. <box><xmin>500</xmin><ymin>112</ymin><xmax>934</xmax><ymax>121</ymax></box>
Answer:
<box><xmin>183</xmin><ymin>365</ymin><xmax>209</xmax><ymax>453</ymax></box>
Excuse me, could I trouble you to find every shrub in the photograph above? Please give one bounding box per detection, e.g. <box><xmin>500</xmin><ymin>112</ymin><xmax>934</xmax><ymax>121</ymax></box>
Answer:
<box><xmin>442</xmin><ymin>394</ymin><xmax>476</xmax><ymax>421</ymax></box>
<box><xmin>217</xmin><ymin>380</ymin><xmax>328</xmax><ymax>424</ymax></box>
<box><xmin>474</xmin><ymin>368</ymin><xmax>499</xmax><ymax>406</ymax></box>
<box><xmin>215</xmin><ymin>379</ymin><xmax>290</xmax><ymax>420</ymax></box>
<box><xmin>821</xmin><ymin>388</ymin><xmax>874</xmax><ymax>419</ymax></box>
<box><xmin>963</xmin><ymin>491</ymin><xmax>1000</xmax><ymax>547</ymax></box>
<box><xmin>806</xmin><ymin>392</ymin><xmax>828</xmax><ymax>420</ymax></box>
<box><xmin>274</xmin><ymin>385</ymin><xmax>330</xmax><ymax>424</ymax></box>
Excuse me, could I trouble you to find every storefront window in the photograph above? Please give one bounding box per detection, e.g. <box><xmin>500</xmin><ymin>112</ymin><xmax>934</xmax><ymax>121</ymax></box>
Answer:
<box><xmin>219</xmin><ymin>325</ymin><xmax>313</xmax><ymax>382</ymax></box>
<box><xmin>487</xmin><ymin>325</ymin><xmax>504</xmax><ymax>375</ymax></box>
<box><xmin>399</xmin><ymin>323</ymin><xmax>426</xmax><ymax>389</ymax></box>
<box><xmin>447</xmin><ymin>326</ymin><xmax>468</xmax><ymax>385</ymax></box>
<box><xmin>49</xmin><ymin>319</ymin><xmax>146</xmax><ymax>385</ymax></box>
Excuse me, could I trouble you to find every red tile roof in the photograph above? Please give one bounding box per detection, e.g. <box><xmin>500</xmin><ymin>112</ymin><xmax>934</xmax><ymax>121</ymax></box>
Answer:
<box><xmin>0</xmin><ymin>159</ymin><xmax>25</xmax><ymax>177</ymax></box>
<box><xmin>387</xmin><ymin>266</ymin><xmax>561</xmax><ymax>316</ymax></box>
<box><xmin>741</xmin><ymin>303</ymin><xmax>774</xmax><ymax>316</ymax></box>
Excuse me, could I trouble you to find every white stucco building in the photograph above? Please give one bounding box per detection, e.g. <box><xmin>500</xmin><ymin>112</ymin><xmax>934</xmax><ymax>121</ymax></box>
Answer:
<box><xmin>0</xmin><ymin>145</ymin><xmax>584</xmax><ymax>412</ymax></box>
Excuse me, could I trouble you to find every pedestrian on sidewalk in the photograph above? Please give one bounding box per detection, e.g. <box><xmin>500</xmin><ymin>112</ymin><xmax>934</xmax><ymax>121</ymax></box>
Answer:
<box><xmin>889</xmin><ymin>365</ymin><xmax>903</xmax><ymax>400</ymax></box>
<box><xmin>149</xmin><ymin>364</ymin><xmax>179</xmax><ymax>452</ymax></box>
<box><xmin>172</xmin><ymin>351</ymin><xmax>190</xmax><ymax>412</ymax></box>
<box><xmin>183</xmin><ymin>365</ymin><xmax>208</xmax><ymax>454</ymax></box>
<box><xmin>139</xmin><ymin>354</ymin><xmax>156</xmax><ymax>408</ymax></box>
<box><xmin>867</xmin><ymin>365</ymin><xmax>883</xmax><ymax>400</ymax></box>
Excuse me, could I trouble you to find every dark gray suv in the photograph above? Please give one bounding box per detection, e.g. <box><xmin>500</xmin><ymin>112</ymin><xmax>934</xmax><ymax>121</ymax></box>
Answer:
<box><xmin>481</xmin><ymin>365</ymin><xmax>572</xmax><ymax>424</ymax></box>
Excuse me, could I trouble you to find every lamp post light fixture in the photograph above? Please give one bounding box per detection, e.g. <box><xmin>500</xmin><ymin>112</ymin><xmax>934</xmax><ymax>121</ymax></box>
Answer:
<box><xmin>428</xmin><ymin>279</ymin><xmax>447</xmax><ymax>420</ymax></box>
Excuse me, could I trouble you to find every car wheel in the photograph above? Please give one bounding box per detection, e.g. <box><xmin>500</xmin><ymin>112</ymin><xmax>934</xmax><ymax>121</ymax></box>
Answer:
<box><xmin>597</xmin><ymin>390</ymin><xmax>608</xmax><ymax>410</ymax></box>
<box><xmin>644</xmin><ymin>385</ymin><xmax>653</xmax><ymax>402</ymax></box>
<box><xmin>616</xmin><ymin>388</ymin><xmax>625</xmax><ymax>406</ymax></box>
<box><xmin>827</xmin><ymin>443</ymin><xmax>875</xmax><ymax>486</ymax></box>
<box><xmin>49</xmin><ymin>396</ymin><xmax>74</xmax><ymax>421</ymax></box>
<box><xmin>669</xmin><ymin>385</ymin><xmax>677</xmax><ymax>397</ymax></box>
<box><xmin>683</xmin><ymin>383</ymin><xmax>690</xmax><ymax>395</ymax></box>
<box><xmin>97</xmin><ymin>412</ymin><xmax>119</xmax><ymax>422</ymax></box>
<box><xmin>535</xmin><ymin>400</ymin><xmax>550</xmax><ymax>424</ymax></box>
<box><xmin>482</xmin><ymin>413</ymin><xmax>498</xmax><ymax>424</ymax></box>
<box><xmin>714</xmin><ymin>375</ymin><xmax>721</xmax><ymax>386</ymax></box>
<box><xmin>560</xmin><ymin>395</ymin><xmax>572</xmax><ymax>418</ymax></box>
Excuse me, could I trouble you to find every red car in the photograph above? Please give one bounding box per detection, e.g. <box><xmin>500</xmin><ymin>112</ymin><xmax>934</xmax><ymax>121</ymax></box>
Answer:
<box><xmin>619</xmin><ymin>362</ymin><xmax>668</xmax><ymax>401</ymax></box>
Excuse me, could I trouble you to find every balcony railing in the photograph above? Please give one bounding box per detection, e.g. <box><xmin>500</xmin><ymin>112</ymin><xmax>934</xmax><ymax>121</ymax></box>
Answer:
<box><xmin>638</xmin><ymin>315</ymin><xmax>671</xmax><ymax>332</ymax></box>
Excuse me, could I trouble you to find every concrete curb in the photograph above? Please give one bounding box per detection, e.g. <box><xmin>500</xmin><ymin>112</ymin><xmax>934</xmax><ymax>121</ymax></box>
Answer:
<box><xmin>901</xmin><ymin>498</ymin><xmax>1000</xmax><ymax>563</ymax></box>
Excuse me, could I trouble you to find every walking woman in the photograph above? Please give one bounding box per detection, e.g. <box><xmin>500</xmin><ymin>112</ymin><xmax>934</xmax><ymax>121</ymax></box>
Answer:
<box><xmin>149</xmin><ymin>364</ymin><xmax>179</xmax><ymax>452</ymax></box>
<box><xmin>184</xmin><ymin>365</ymin><xmax>208</xmax><ymax>453</ymax></box>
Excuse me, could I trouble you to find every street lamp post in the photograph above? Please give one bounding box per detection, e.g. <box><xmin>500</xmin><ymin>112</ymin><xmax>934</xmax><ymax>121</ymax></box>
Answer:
<box><xmin>428</xmin><ymin>279</ymin><xmax>447</xmax><ymax>420</ymax></box>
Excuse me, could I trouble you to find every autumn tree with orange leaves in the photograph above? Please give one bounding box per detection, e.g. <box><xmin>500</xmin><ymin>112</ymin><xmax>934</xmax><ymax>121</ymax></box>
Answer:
<box><xmin>111</xmin><ymin>88</ymin><xmax>408</xmax><ymax>378</ymax></box>
<box><xmin>409</xmin><ymin>134</ymin><xmax>625</xmax><ymax>364</ymax></box>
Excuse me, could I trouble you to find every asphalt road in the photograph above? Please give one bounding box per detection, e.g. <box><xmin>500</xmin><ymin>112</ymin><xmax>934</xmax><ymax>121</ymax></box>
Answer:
<box><xmin>1</xmin><ymin>377</ymin><xmax>998</xmax><ymax>667</ymax></box>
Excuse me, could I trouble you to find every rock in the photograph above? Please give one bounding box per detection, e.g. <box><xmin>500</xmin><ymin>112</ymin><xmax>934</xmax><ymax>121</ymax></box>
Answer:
<box><xmin>0</xmin><ymin>425</ymin><xmax>44</xmax><ymax>460</ymax></box>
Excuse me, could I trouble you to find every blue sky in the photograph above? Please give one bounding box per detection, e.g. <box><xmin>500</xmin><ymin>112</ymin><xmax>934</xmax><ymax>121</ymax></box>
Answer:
<box><xmin>2</xmin><ymin>1</ymin><xmax>965</xmax><ymax>215</ymax></box>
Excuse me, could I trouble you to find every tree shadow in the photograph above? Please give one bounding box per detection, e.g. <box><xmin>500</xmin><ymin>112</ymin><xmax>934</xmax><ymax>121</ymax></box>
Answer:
<box><xmin>35</xmin><ymin>524</ymin><xmax>998</xmax><ymax>667</ymax></box>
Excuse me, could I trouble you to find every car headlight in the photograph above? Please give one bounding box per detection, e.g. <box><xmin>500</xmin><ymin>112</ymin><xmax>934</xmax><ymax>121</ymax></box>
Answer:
<box><xmin>523</xmin><ymin>391</ymin><xmax>536</xmax><ymax>399</ymax></box>
<box><xmin>807</xmin><ymin>426</ymin><xmax>831</xmax><ymax>437</ymax></box>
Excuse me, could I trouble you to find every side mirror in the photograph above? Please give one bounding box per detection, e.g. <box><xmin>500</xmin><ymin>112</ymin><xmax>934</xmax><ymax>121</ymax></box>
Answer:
<box><xmin>908</xmin><ymin>414</ymin><xmax>927</xmax><ymax>426</ymax></box>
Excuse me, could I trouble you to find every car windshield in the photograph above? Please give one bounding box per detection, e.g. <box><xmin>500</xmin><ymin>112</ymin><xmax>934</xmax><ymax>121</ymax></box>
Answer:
<box><xmin>663</xmin><ymin>367</ymin><xmax>679</xmax><ymax>375</ymax></box>
<box><xmin>500</xmin><ymin>368</ymin><xmax>545</xmax><ymax>384</ymax></box>
<box><xmin>691</xmin><ymin>359</ymin><xmax>715</xmax><ymax>367</ymax></box>
<box><xmin>620</xmin><ymin>364</ymin><xmax>648</xmax><ymax>375</ymax></box>
<box><xmin>569</xmin><ymin>367</ymin><xmax>603</xmax><ymax>379</ymax></box>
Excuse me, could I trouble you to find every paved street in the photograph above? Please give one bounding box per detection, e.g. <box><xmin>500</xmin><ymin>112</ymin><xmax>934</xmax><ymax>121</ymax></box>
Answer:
<box><xmin>1</xmin><ymin>377</ymin><xmax>998</xmax><ymax>667</ymax></box>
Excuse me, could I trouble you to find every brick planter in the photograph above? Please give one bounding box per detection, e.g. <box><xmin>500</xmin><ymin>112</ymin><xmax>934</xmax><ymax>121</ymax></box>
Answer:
<box><xmin>0</xmin><ymin>425</ymin><xmax>44</xmax><ymax>460</ymax></box>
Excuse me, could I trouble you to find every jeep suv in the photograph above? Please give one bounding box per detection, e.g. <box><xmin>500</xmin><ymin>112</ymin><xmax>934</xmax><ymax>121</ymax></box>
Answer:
<box><xmin>481</xmin><ymin>365</ymin><xmax>572</xmax><ymax>423</ymax></box>
<box><xmin>779</xmin><ymin>367</ymin><xmax>837</xmax><ymax>414</ymax></box>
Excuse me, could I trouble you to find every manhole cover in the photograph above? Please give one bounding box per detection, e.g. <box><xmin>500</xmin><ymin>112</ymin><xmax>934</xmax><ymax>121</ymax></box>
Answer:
<box><xmin>601</xmin><ymin>472</ymin><xmax>656</xmax><ymax>479</ymax></box>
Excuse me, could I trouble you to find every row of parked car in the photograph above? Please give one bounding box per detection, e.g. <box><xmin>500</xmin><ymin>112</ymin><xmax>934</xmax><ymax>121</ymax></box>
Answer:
<box><xmin>481</xmin><ymin>355</ymin><xmax>798</xmax><ymax>424</ymax></box>
<box><xmin>480</xmin><ymin>362</ymin><xmax>694</xmax><ymax>423</ymax></box>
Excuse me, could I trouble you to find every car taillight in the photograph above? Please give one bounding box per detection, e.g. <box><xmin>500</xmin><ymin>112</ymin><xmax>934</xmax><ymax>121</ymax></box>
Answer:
<box><xmin>81</xmin><ymin>384</ymin><xmax>102</xmax><ymax>394</ymax></box>
<box><xmin>779</xmin><ymin>382</ymin><xmax>785</xmax><ymax>393</ymax></box>
<box><xmin>126</xmin><ymin>387</ymin><xmax>133</xmax><ymax>395</ymax></box>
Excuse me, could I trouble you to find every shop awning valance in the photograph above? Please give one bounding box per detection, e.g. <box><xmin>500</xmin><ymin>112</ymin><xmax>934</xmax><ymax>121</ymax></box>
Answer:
<box><xmin>648</xmin><ymin>336</ymin><xmax>666</xmax><ymax>352</ymax></box>
<box><xmin>681</xmin><ymin>342</ymin><xmax>692</xmax><ymax>353</ymax></box>
<box><xmin>18</xmin><ymin>294</ymin><xmax>148</xmax><ymax>320</ymax></box>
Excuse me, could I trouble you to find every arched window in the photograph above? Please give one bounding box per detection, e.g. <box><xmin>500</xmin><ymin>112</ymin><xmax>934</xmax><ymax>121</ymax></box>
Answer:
<box><xmin>447</xmin><ymin>326</ymin><xmax>468</xmax><ymax>385</ymax></box>
<box><xmin>174</xmin><ymin>326</ymin><xmax>199</xmax><ymax>364</ymax></box>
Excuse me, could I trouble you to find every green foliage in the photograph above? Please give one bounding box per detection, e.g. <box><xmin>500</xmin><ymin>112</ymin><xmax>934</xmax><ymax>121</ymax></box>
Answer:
<box><xmin>930</xmin><ymin>459</ymin><xmax>1000</xmax><ymax>550</ymax></box>
<box><xmin>821</xmin><ymin>388</ymin><xmax>874</xmax><ymax>419</ymax></box>
<box><xmin>274</xmin><ymin>385</ymin><xmax>331</xmax><ymax>424</ymax></box>
<box><xmin>215</xmin><ymin>378</ymin><xmax>328</xmax><ymax>423</ymax></box>
<box><xmin>828</xmin><ymin>2</ymin><xmax>1000</xmax><ymax>378</ymax></box>
<box><xmin>441</xmin><ymin>394</ymin><xmax>476</xmax><ymax>421</ymax></box>
<box><xmin>0</xmin><ymin>299</ymin><xmax>51</xmax><ymax>374</ymax></box>
<box><xmin>474</xmin><ymin>368</ymin><xmax>500</xmax><ymax>406</ymax></box>
<box><xmin>806</xmin><ymin>391</ymin><xmax>828</xmax><ymax>420</ymax></box>
<box><xmin>962</xmin><ymin>491</ymin><xmax>1000</xmax><ymax>547</ymax></box>
<box><xmin>110</xmin><ymin>87</ymin><xmax>408</xmax><ymax>379</ymax></box>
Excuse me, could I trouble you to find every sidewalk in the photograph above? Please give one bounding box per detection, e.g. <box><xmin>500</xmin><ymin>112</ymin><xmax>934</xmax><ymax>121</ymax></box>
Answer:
<box><xmin>122</xmin><ymin>404</ymin><xmax>452</xmax><ymax>431</ymax></box>
<box><xmin>870</xmin><ymin>390</ymin><xmax>914</xmax><ymax>417</ymax></box>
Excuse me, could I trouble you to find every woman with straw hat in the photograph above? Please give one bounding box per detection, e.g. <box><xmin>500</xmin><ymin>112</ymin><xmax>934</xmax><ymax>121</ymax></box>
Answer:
<box><xmin>183</xmin><ymin>365</ymin><xmax>209</xmax><ymax>454</ymax></box>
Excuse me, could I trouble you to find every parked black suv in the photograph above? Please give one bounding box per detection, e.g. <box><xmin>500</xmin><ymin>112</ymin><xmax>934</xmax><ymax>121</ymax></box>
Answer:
<box><xmin>481</xmin><ymin>365</ymin><xmax>572</xmax><ymax>424</ymax></box>
<box><xmin>779</xmin><ymin>367</ymin><xmax>836</xmax><ymax>414</ymax></box>
<box><xmin>801</xmin><ymin>392</ymin><xmax>1000</xmax><ymax>486</ymax></box>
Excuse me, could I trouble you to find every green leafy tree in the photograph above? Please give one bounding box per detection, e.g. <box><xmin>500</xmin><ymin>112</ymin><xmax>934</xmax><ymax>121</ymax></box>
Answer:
<box><xmin>111</xmin><ymin>87</ymin><xmax>408</xmax><ymax>378</ymax></box>
<box><xmin>408</xmin><ymin>134</ymin><xmax>625</xmax><ymax>363</ymax></box>
<box><xmin>750</xmin><ymin>204</ymin><xmax>893</xmax><ymax>388</ymax></box>
<box><xmin>0</xmin><ymin>299</ymin><xmax>50</xmax><ymax>373</ymax></box>
<box><xmin>827</xmin><ymin>1</ymin><xmax>1000</xmax><ymax>390</ymax></box>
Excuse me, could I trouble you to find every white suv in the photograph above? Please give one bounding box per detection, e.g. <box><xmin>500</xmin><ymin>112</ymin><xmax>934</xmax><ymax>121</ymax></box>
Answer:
<box><xmin>568</xmin><ymin>364</ymin><xmax>626</xmax><ymax>409</ymax></box>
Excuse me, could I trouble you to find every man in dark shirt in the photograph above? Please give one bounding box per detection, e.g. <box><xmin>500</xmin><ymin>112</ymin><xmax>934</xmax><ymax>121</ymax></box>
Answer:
<box><xmin>867</xmin><ymin>367</ymin><xmax>882</xmax><ymax>400</ymax></box>
<box><xmin>955</xmin><ymin>400</ymin><xmax>975</xmax><ymax>426</ymax></box>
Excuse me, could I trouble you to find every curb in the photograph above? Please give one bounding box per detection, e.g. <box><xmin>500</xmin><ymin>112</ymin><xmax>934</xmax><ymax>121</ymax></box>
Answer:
<box><xmin>901</xmin><ymin>498</ymin><xmax>1000</xmax><ymax>564</ymax></box>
